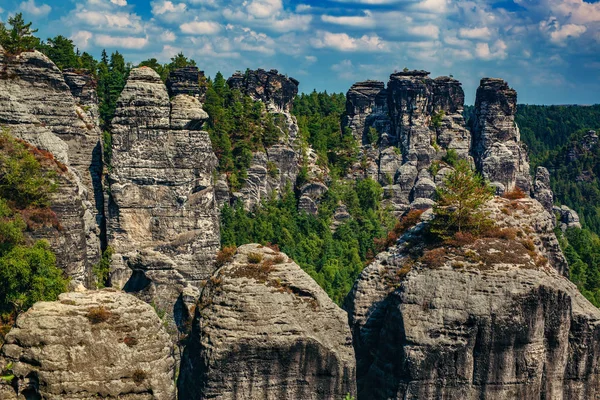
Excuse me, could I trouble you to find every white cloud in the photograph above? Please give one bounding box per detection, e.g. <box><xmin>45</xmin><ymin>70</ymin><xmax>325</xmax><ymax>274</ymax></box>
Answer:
<box><xmin>550</xmin><ymin>23</ymin><xmax>587</xmax><ymax>44</ymax></box>
<box><xmin>70</xmin><ymin>10</ymin><xmax>143</xmax><ymax>33</ymax></box>
<box><xmin>70</xmin><ymin>30</ymin><xmax>93</xmax><ymax>50</ymax></box>
<box><xmin>475</xmin><ymin>39</ymin><xmax>507</xmax><ymax>60</ymax></box>
<box><xmin>311</xmin><ymin>31</ymin><xmax>389</xmax><ymax>52</ymax></box>
<box><xmin>459</xmin><ymin>27</ymin><xmax>492</xmax><ymax>40</ymax></box>
<box><xmin>19</xmin><ymin>0</ymin><xmax>52</xmax><ymax>17</ymax></box>
<box><xmin>95</xmin><ymin>34</ymin><xmax>148</xmax><ymax>49</ymax></box>
<box><xmin>246</xmin><ymin>0</ymin><xmax>282</xmax><ymax>18</ymax></box>
<box><xmin>411</xmin><ymin>0</ymin><xmax>449</xmax><ymax>14</ymax></box>
<box><xmin>321</xmin><ymin>12</ymin><xmax>375</xmax><ymax>28</ymax></box>
<box><xmin>111</xmin><ymin>0</ymin><xmax>127</xmax><ymax>6</ymax></box>
<box><xmin>151</xmin><ymin>1</ymin><xmax>187</xmax><ymax>15</ymax></box>
<box><xmin>161</xmin><ymin>30</ymin><xmax>177</xmax><ymax>42</ymax></box>
<box><xmin>180</xmin><ymin>20</ymin><xmax>221</xmax><ymax>34</ymax></box>
<box><xmin>305</xmin><ymin>55</ymin><xmax>317</xmax><ymax>63</ymax></box>
<box><xmin>407</xmin><ymin>24</ymin><xmax>439</xmax><ymax>39</ymax></box>
<box><xmin>296</xmin><ymin>4</ymin><xmax>311</xmax><ymax>12</ymax></box>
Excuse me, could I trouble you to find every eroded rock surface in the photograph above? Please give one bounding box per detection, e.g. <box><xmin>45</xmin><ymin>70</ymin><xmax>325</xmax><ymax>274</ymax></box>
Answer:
<box><xmin>346</xmin><ymin>197</ymin><xmax>593</xmax><ymax>399</ymax></box>
<box><xmin>178</xmin><ymin>244</ymin><xmax>356</xmax><ymax>400</ymax></box>
<box><xmin>107</xmin><ymin>67</ymin><xmax>220</xmax><ymax>329</ymax></box>
<box><xmin>472</xmin><ymin>78</ymin><xmax>531</xmax><ymax>194</ymax></box>
<box><xmin>227</xmin><ymin>68</ymin><xmax>299</xmax><ymax>112</ymax></box>
<box><xmin>0</xmin><ymin>290</ymin><xmax>175</xmax><ymax>399</ymax></box>
<box><xmin>166</xmin><ymin>66</ymin><xmax>206</xmax><ymax>100</ymax></box>
<box><xmin>0</xmin><ymin>48</ymin><xmax>102</xmax><ymax>286</ymax></box>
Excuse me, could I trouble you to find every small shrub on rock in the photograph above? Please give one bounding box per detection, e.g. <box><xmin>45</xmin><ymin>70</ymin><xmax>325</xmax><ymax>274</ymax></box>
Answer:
<box><xmin>216</xmin><ymin>246</ymin><xmax>236</xmax><ymax>267</ymax></box>
<box><xmin>503</xmin><ymin>187</ymin><xmax>527</xmax><ymax>200</ymax></box>
<box><xmin>247</xmin><ymin>252</ymin><xmax>263</xmax><ymax>264</ymax></box>
<box><xmin>86</xmin><ymin>306</ymin><xmax>111</xmax><ymax>324</ymax></box>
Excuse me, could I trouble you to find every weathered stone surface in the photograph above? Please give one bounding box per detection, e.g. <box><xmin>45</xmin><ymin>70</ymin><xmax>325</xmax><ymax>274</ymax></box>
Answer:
<box><xmin>178</xmin><ymin>244</ymin><xmax>356</xmax><ymax>399</ymax></box>
<box><xmin>554</xmin><ymin>205</ymin><xmax>582</xmax><ymax>231</ymax></box>
<box><xmin>63</xmin><ymin>68</ymin><xmax>100</xmax><ymax>124</ymax></box>
<box><xmin>472</xmin><ymin>78</ymin><xmax>531</xmax><ymax>193</ymax></box>
<box><xmin>227</xmin><ymin>69</ymin><xmax>299</xmax><ymax>112</ymax></box>
<box><xmin>534</xmin><ymin>166</ymin><xmax>554</xmax><ymax>213</ymax></box>
<box><xmin>346</xmin><ymin>197</ymin><xmax>583</xmax><ymax>399</ymax></box>
<box><xmin>0</xmin><ymin>49</ymin><xmax>102</xmax><ymax>287</ymax></box>
<box><xmin>343</xmin><ymin>71</ymin><xmax>471</xmax><ymax>213</ymax></box>
<box><xmin>107</xmin><ymin>67</ymin><xmax>220</xmax><ymax>329</ymax></box>
<box><xmin>0</xmin><ymin>290</ymin><xmax>175</xmax><ymax>399</ymax></box>
<box><xmin>166</xmin><ymin>66</ymin><xmax>206</xmax><ymax>100</ymax></box>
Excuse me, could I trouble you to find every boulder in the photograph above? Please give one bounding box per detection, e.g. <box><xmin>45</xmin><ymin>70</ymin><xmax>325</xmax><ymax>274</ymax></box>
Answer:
<box><xmin>0</xmin><ymin>290</ymin><xmax>175</xmax><ymax>399</ymax></box>
<box><xmin>178</xmin><ymin>244</ymin><xmax>356</xmax><ymax>399</ymax></box>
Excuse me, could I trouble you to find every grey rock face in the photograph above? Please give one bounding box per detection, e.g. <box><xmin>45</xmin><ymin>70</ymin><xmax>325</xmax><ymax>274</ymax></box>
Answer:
<box><xmin>178</xmin><ymin>244</ymin><xmax>356</xmax><ymax>399</ymax></box>
<box><xmin>472</xmin><ymin>78</ymin><xmax>531</xmax><ymax>193</ymax></box>
<box><xmin>107</xmin><ymin>67</ymin><xmax>220</xmax><ymax>329</ymax></box>
<box><xmin>227</xmin><ymin>68</ymin><xmax>299</xmax><ymax>113</ymax></box>
<box><xmin>346</xmin><ymin>197</ymin><xmax>595</xmax><ymax>399</ymax></box>
<box><xmin>166</xmin><ymin>66</ymin><xmax>206</xmax><ymax>100</ymax></box>
<box><xmin>0</xmin><ymin>49</ymin><xmax>102</xmax><ymax>287</ymax></box>
<box><xmin>533</xmin><ymin>166</ymin><xmax>554</xmax><ymax>213</ymax></box>
<box><xmin>62</xmin><ymin>68</ymin><xmax>100</xmax><ymax>124</ymax></box>
<box><xmin>343</xmin><ymin>71</ymin><xmax>471</xmax><ymax>214</ymax></box>
<box><xmin>554</xmin><ymin>205</ymin><xmax>582</xmax><ymax>231</ymax></box>
<box><xmin>0</xmin><ymin>290</ymin><xmax>176</xmax><ymax>399</ymax></box>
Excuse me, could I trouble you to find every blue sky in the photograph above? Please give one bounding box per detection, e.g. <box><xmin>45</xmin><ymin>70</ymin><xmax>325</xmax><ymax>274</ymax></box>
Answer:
<box><xmin>1</xmin><ymin>0</ymin><xmax>600</xmax><ymax>104</ymax></box>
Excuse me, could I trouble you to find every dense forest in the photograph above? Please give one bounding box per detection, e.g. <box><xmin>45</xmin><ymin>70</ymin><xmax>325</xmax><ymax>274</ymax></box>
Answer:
<box><xmin>3</xmin><ymin>13</ymin><xmax>600</xmax><ymax>307</ymax></box>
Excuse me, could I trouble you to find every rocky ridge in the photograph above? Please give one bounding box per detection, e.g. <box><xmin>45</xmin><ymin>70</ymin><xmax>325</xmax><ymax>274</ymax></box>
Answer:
<box><xmin>107</xmin><ymin>66</ymin><xmax>220</xmax><ymax>332</ymax></box>
<box><xmin>178</xmin><ymin>244</ymin><xmax>356</xmax><ymax>399</ymax></box>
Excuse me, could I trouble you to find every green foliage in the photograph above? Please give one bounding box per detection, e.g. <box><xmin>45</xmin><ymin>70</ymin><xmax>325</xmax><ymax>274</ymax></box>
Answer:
<box><xmin>367</xmin><ymin>127</ymin><xmax>378</xmax><ymax>146</ymax></box>
<box><xmin>203</xmin><ymin>72</ymin><xmax>282</xmax><ymax>190</ymax></box>
<box><xmin>138</xmin><ymin>52</ymin><xmax>196</xmax><ymax>82</ymax></box>
<box><xmin>292</xmin><ymin>91</ymin><xmax>353</xmax><ymax>178</ymax></box>
<box><xmin>0</xmin><ymin>131</ymin><xmax>67</xmax><ymax>339</ymax></box>
<box><xmin>102</xmin><ymin>131</ymin><xmax>113</xmax><ymax>168</ymax></box>
<box><xmin>38</xmin><ymin>35</ymin><xmax>79</xmax><ymax>70</ymax></box>
<box><xmin>0</xmin><ymin>130</ymin><xmax>57</xmax><ymax>208</ymax></box>
<box><xmin>0</xmin><ymin>13</ymin><xmax>40</xmax><ymax>54</ymax></box>
<box><xmin>93</xmin><ymin>246</ymin><xmax>114</xmax><ymax>289</ymax></box>
<box><xmin>431</xmin><ymin>110</ymin><xmax>445</xmax><ymax>128</ymax></box>
<box><xmin>97</xmin><ymin>50</ymin><xmax>129</xmax><ymax>129</ymax></box>
<box><xmin>430</xmin><ymin>160</ymin><xmax>494</xmax><ymax>239</ymax></box>
<box><xmin>442</xmin><ymin>148</ymin><xmax>459</xmax><ymax>167</ymax></box>
<box><xmin>220</xmin><ymin>179</ymin><xmax>393</xmax><ymax>304</ymax></box>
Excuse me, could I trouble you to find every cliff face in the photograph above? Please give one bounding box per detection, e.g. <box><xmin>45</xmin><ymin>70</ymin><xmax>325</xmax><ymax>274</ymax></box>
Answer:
<box><xmin>107</xmin><ymin>67</ymin><xmax>220</xmax><ymax>330</ymax></box>
<box><xmin>178</xmin><ymin>244</ymin><xmax>356</xmax><ymax>399</ymax></box>
<box><xmin>166</xmin><ymin>66</ymin><xmax>206</xmax><ymax>100</ymax></box>
<box><xmin>0</xmin><ymin>48</ymin><xmax>102</xmax><ymax>287</ymax></box>
<box><xmin>345</xmin><ymin>197</ymin><xmax>595</xmax><ymax>399</ymax></box>
<box><xmin>226</xmin><ymin>69</ymin><xmax>304</xmax><ymax>210</ymax></box>
<box><xmin>0</xmin><ymin>290</ymin><xmax>175</xmax><ymax>399</ymax></box>
<box><xmin>472</xmin><ymin>78</ymin><xmax>531</xmax><ymax>193</ymax></box>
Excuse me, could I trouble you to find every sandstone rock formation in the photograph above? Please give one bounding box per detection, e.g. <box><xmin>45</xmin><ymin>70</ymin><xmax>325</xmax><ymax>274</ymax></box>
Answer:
<box><xmin>107</xmin><ymin>67</ymin><xmax>220</xmax><ymax>330</ymax></box>
<box><xmin>227</xmin><ymin>69</ymin><xmax>299</xmax><ymax>113</ymax></box>
<box><xmin>0</xmin><ymin>48</ymin><xmax>102</xmax><ymax>287</ymax></box>
<box><xmin>342</xmin><ymin>71</ymin><xmax>471</xmax><ymax>214</ymax></box>
<box><xmin>225</xmin><ymin>69</ymin><xmax>305</xmax><ymax>209</ymax></box>
<box><xmin>472</xmin><ymin>78</ymin><xmax>531</xmax><ymax>194</ymax></box>
<box><xmin>0</xmin><ymin>290</ymin><xmax>175</xmax><ymax>399</ymax></box>
<box><xmin>346</xmin><ymin>197</ymin><xmax>591</xmax><ymax>399</ymax></box>
<box><xmin>533</xmin><ymin>166</ymin><xmax>554</xmax><ymax>213</ymax></box>
<box><xmin>166</xmin><ymin>66</ymin><xmax>206</xmax><ymax>100</ymax></box>
<box><xmin>178</xmin><ymin>244</ymin><xmax>356</xmax><ymax>399</ymax></box>
<box><xmin>554</xmin><ymin>205</ymin><xmax>583</xmax><ymax>231</ymax></box>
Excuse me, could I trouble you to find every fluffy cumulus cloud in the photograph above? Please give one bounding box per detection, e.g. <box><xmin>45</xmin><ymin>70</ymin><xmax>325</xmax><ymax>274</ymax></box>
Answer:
<box><xmin>15</xmin><ymin>0</ymin><xmax>600</xmax><ymax>103</ymax></box>
<box><xmin>19</xmin><ymin>0</ymin><xmax>52</xmax><ymax>17</ymax></box>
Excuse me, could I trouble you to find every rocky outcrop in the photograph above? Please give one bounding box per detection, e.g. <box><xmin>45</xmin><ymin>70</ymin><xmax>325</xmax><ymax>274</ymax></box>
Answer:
<box><xmin>533</xmin><ymin>166</ymin><xmax>554</xmax><ymax>213</ymax></box>
<box><xmin>343</xmin><ymin>80</ymin><xmax>390</xmax><ymax>146</ymax></box>
<box><xmin>227</xmin><ymin>69</ymin><xmax>299</xmax><ymax>113</ymax></box>
<box><xmin>342</xmin><ymin>71</ymin><xmax>471</xmax><ymax>214</ymax></box>
<box><xmin>472</xmin><ymin>78</ymin><xmax>531</xmax><ymax>194</ymax></box>
<box><xmin>345</xmin><ymin>197</ymin><xmax>589</xmax><ymax>399</ymax></box>
<box><xmin>178</xmin><ymin>244</ymin><xmax>356</xmax><ymax>399</ymax></box>
<box><xmin>554</xmin><ymin>205</ymin><xmax>582</xmax><ymax>231</ymax></box>
<box><xmin>107</xmin><ymin>67</ymin><xmax>220</xmax><ymax>331</ymax></box>
<box><xmin>166</xmin><ymin>66</ymin><xmax>206</xmax><ymax>100</ymax></box>
<box><xmin>0</xmin><ymin>49</ymin><xmax>102</xmax><ymax>287</ymax></box>
<box><xmin>0</xmin><ymin>290</ymin><xmax>175</xmax><ymax>399</ymax></box>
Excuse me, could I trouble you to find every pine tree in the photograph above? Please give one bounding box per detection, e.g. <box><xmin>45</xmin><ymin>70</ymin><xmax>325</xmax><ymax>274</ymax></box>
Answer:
<box><xmin>430</xmin><ymin>160</ymin><xmax>494</xmax><ymax>239</ymax></box>
<box><xmin>0</xmin><ymin>13</ymin><xmax>40</xmax><ymax>54</ymax></box>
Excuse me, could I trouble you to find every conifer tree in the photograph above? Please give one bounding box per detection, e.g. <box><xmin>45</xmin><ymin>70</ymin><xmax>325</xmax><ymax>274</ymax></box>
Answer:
<box><xmin>0</xmin><ymin>13</ymin><xmax>40</xmax><ymax>54</ymax></box>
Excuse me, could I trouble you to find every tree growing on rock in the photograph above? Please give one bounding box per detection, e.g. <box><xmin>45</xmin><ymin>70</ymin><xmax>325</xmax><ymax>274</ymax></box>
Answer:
<box><xmin>0</xmin><ymin>13</ymin><xmax>40</xmax><ymax>54</ymax></box>
<box><xmin>430</xmin><ymin>160</ymin><xmax>494</xmax><ymax>240</ymax></box>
